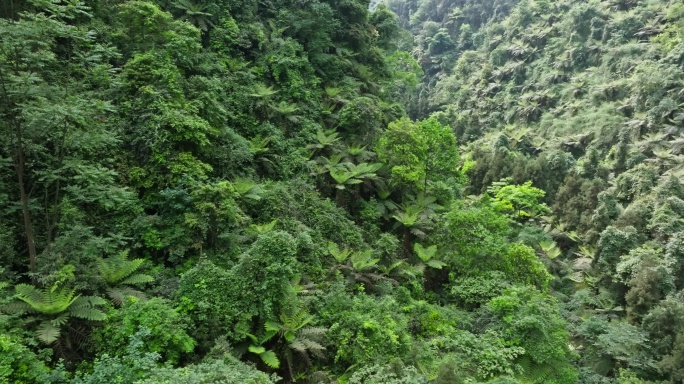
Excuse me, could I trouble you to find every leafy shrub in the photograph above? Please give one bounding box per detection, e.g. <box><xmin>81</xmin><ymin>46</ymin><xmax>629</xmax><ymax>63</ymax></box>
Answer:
<box><xmin>0</xmin><ymin>333</ymin><xmax>49</xmax><ymax>384</ymax></box>
<box><xmin>486</xmin><ymin>286</ymin><xmax>578</xmax><ymax>383</ymax></box>
<box><xmin>449</xmin><ymin>271</ymin><xmax>510</xmax><ymax>308</ymax></box>
<box><xmin>315</xmin><ymin>286</ymin><xmax>412</xmax><ymax>369</ymax></box>
<box><xmin>348</xmin><ymin>359</ymin><xmax>427</xmax><ymax>384</ymax></box>
<box><xmin>177</xmin><ymin>231</ymin><xmax>299</xmax><ymax>345</ymax></box>
<box><xmin>95</xmin><ymin>298</ymin><xmax>195</xmax><ymax>364</ymax></box>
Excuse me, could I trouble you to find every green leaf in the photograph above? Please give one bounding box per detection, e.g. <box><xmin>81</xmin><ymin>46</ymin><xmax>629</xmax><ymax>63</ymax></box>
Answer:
<box><xmin>248</xmin><ymin>345</ymin><xmax>266</xmax><ymax>354</ymax></box>
<box><xmin>245</xmin><ymin>333</ymin><xmax>259</xmax><ymax>344</ymax></box>
<box><xmin>262</xmin><ymin>329</ymin><xmax>277</xmax><ymax>342</ymax></box>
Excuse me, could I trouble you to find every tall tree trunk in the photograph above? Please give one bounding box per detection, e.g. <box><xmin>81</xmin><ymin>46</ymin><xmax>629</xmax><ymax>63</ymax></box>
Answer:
<box><xmin>335</xmin><ymin>189</ymin><xmax>346</xmax><ymax>208</ymax></box>
<box><xmin>5</xmin><ymin>92</ymin><xmax>37</xmax><ymax>272</ymax></box>
<box><xmin>403</xmin><ymin>227</ymin><xmax>412</xmax><ymax>254</ymax></box>
<box><xmin>47</xmin><ymin>121</ymin><xmax>69</xmax><ymax>243</ymax></box>
<box><xmin>16</xmin><ymin>143</ymin><xmax>37</xmax><ymax>272</ymax></box>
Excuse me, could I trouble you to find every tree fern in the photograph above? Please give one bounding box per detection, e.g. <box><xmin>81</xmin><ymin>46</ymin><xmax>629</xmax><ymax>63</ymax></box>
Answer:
<box><xmin>98</xmin><ymin>251</ymin><xmax>153</xmax><ymax>305</ymax></box>
<box><xmin>4</xmin><ymin>284</ymin><xmax>107</xmax><ymax>344</ymax></box>
<box><xmin>539</xmin><ymin>240</ymin><xmax>562</xmax><ymax>259</ymax></box>
<box><xmin>14</xmin><ymin>284</ymin><xmax>78</xmax><ymax>315</ymax></box>
<box><xmin>517</xmin><ymin>356</ymin><xmax>553</xmax><ymax>384</ymax></box>
<box><xmin>328</xmin><ymin>241</ymin><xmax>352</xmax><ymax>263</ymax></box>
<box><xmin>172</xmin><ymin>0</ymin><xmax>214</xmax><ymax>31</ymax></box>
<box><xmin>246</xmin><ymin>333</ymin><xmax>280</xmax><ymax>369</ymax></box>
<box><xmin>232</xmin><ymin>178</ymin><xmax>264</xmax><ymax>201</ymax></box>
<box><xmin>249</xmin><ymin>219</ymin><xmax>279</xmax><ymax>236</ymax></box>
<box><xmin>413</xmin><ymin>243</ymin><xmax>446</xmax><ymax>269</ymax></box>
<box><xmin>69</xmin><ymin>296</ymin><xmax>108</xmax><ymax>321</ymax></box>
<box><xmin>264</xmin><ymin>304</ymin><xmax>327</xmax><ymax>380</ymax></box>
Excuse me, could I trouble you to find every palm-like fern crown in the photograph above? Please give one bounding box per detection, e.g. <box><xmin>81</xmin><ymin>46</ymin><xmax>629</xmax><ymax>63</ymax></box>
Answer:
<box><xmin>97</xmin><ymin>252</ymin><xmax>153</xmax><ymax>306</ymax></box>
<box><xmin>267</xmin><ymin>304</ymin><xmax>327</xmax><ymax>360</ymax></box>
<box><xmin>5</xmin><ymin>284</ymin><xmax>107</xmax><ymax>344</ymax></box>
<box><xmin>13</xmin><ymin>283</ymin><xmax>78</xmax><ymax>315</ymax></box>
<box><xmin>98</xmin><ymin>252</ymin><xmax>153</xmax><ymax>286</ymax></box>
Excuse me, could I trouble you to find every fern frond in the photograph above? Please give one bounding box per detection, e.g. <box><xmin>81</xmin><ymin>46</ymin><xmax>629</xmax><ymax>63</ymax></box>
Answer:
<box><xmin>290</xmin><ymin>339</ymin><xmax>307</xmax><ymax>353</ymax></box>
<box><xmin>71</xmin><ymin>296</ymin><xmax>107</xmax><ymax>308</ymax></box>
<box><xmin>517</xmin><ymin>356</ymin><xmax>554</xmax><ymax>384</ymax></box>
<box><xmin>119</xmin><ymin>274</ymin><xmax>154</xmax><ymax>286</ymax></box>
<box><xmin>300</xmin><ymin>339</ymin><xmax>325</xmax><ymax>352</ymax></box>
<box><xmin>49</xmin><ymin>313</ymin><xmax>69</xmax><ymax>328</ymax></box>
<box><xmin>106</xmin><ymin>288</ymin><xmax>126</xmax><ymax>306</ymax></box>
<box><xmin>260</xmin><ymin>350</ymin><xmax>280</xmax><ymax>369</ymax></box>
<box><xmin>69</xmin><ymin>307</ymin><xmax>107</xmax><ymax>321</ymax></box>
<box><xmin>1</xmin><ymin>301</ymin><xmax>34</xmax><ymax>314</ymax></box>
<box><xmin>262</xmin><ymin>329</ymin><xmax>277</xmax><ymax>343</ymax></box>
<box><xmin>106</xmin><ymin>287</ymin><xmax>145</xmax><ymax>306</ymax></box>
<box><xmin>299</xmin><ymin>326</ymin><xmax>328</xmax><ymax>338</ymax></box>
<box><xmin>14</xmin><ymin>284</ymin><xmax>45</xmax><ymax>306</ymax></box>
<box><xmin>249</xmin><ymin>345</ymin><xmax>266</xmax><ymax>354</ymax></box>
<box><xmin>413</xmin><ymin>243</ymin><xmax>438</xmax><ymax>262</ymax></box>
<box><xmin>98</xmin><ymin>254</ymin><xmax>145</xmax><ymax>284</ymax></box>
<box><xmin>426</xmin><ymin>259</ymin><xmax>446</xmax><ymax>269</ymax></box>
<box><xmin>328</xmin><ymin>241</ymin><xmax>352</xmax><ymax>263</ymax></box>
<box><xmin>15</xmin><ymin>284</ymin><xmax>78</xmax><ymax>315</ymax></box>
<box><xmin>37</xmin><ymin>320</ymin><xmax>61</xmax><ymax>344</ymax></box>
<box><xmin>245</xmin><ymin>333</ymin><xmax>259</xmax><ymax>344</ymax></box>
<box><xmin>264</xmin><ymin>321</ymin><xmax>281</xmax><ymax>333</ymax></box>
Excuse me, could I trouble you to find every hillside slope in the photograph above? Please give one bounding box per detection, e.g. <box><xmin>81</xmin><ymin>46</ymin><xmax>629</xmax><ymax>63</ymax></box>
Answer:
<box><xmin>1</xmin><ymin>0</ymin><xmax>578</xmax><ymax>383</ymax></box>
<box><xmin>389</xmin><ymin>0</ymin><xmax>684</xmax><ymax>382</ymax></box>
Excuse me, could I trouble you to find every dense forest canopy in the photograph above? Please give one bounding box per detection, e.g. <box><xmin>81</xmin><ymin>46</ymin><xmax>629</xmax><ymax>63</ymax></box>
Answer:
<box><xmin>0</xmin><ymin>0</ymin><xmax>683</xmax><ymax>383</ymax></box>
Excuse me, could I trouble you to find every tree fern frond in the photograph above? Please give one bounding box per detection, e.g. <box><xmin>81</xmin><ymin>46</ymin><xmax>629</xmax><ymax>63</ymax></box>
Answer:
<box><xmin>68</xmin><ymin>307</ymin><xmax>107</xmax><ymax>321</ymax></box>
<box><xmin>98</xmin><ymin>251</ymin><xmax>147</xmax><ymax>283</ymax></box>
<box><xmin>71</xmin><ymin>296</ymin><xmax>107</xmax><ymax>308</ymax></box>
<box><xmin>106</xmin><ymin>288</ymin><xmax>126</xmax><ymax>306</ymax></box>
<box><xmin>1</xmin><ymin>301</ymin><xmax>34</xmax><ymax>314</ymax></box>
<box><xmin>290</xmin><ymin>339</ymin><xmax>307</xmax><ymax>353</ymax></box>
<box><xmin>365</xmin><ymin>273</ymin><xmax>385</xmax><ymax>281</ymax></box>
<box><xmin>260</xmin><ymin>350</ymin><xmax>280</xmax><ymax>369</ymax></box>
<box><xmin>14</xmin><ymin>284</ymin><xmax>46</xmax><ymax>306</ymax></box>
<box><xmin>413</xmin><ymin>243</ymin><xmax>437</xmax><ymax>262</ymax></box>
<box><xmin>249</xmin><ymin>345</ymin><xmax>266</xmax><ymax>354</ymax></box>
<box><xmin>106</xmin><ymin>287</ymin><xmax>145</xmax><ymax>306</ymax></box>
<box><xmin>37</xmin><ymin>321</ymin><xmax>61</xmax><ymax>344</ymax></box>
<box><xmin>299</xmin><ymin>326</ymin><xmax>328</xmax><ymax>338</ymax></box>
<box><xmin>517</xmin><ymin>355</ymin><xmax>554</xmax><ymax>384</ymax></box>
<box><xmin>15</xmin><ymin>284</ymin><xmax>78</xmax><ymax>315</ymax></box>
<box><xmin>300</xmin><ymin>339</ymin><xmax>325</xmax><ymax>352</ymax></box>
<box><xmin>49</xmin><ymin>313</ymin><xmax>69</xmax><ymax>328</ymax></box>
<box><xmin>119</xmin><ymin>273</ymin><xmax>154</xmax><ymax>286</ymax></box>
<box><xmin>245</xmin><ymin>333</ymin><xmax>259</xmax><ymax>344</ymax></box>
<box><xmin>264</xmin><ymin>321</ymin><xmax>281</xmax><ymax>333</ymax></box>
<box><xmin>426</xmin><ymin>259</ymin><xmax>446</xmax><ymax>269</ymax></box>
